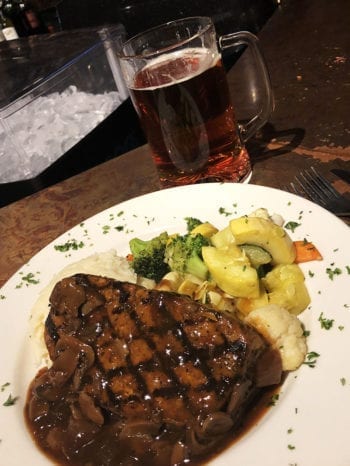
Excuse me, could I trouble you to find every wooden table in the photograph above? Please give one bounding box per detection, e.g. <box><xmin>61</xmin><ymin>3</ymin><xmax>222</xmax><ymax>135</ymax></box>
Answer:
<box><xmin>1</xmin><ymin>0</ymin><xmax>349</xmax><ymax>288</ymax></box>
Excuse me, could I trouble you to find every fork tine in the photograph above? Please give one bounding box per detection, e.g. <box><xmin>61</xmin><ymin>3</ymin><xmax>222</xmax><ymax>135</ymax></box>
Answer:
<box><xmin>292</xmin><ymin>171</ymin><xmax>326</xmax><ymax>205</ymax></box>
<box><xmin>285</xmin><ymin>167</ymin><xmax>350</xmax><ymax>217</ymax></box>
<box><xmin>309</xmin><ymin>166</ymin><xmax>342</xmax><ymax>199</ymax></box>
<box><xmin>297</xmin><ymin>169</ymin><xmax>329</xmax><ymax>205</ymax></box>
<box><xmin>288</xmin><ymin>181</ymin><xmax>302</xmax><ymax>196</ymax></box>
<box><xmin>283</xmin><ymin>182</ymin><xmax>293</xmax><ymax>194</ymax></box>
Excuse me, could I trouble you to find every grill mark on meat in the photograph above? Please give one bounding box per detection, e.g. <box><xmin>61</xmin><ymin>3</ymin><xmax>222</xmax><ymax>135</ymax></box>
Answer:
<box><xmin>26</xmin><ymin>274</ymin><xmax>283</xmax><ymax>466</ymax></box>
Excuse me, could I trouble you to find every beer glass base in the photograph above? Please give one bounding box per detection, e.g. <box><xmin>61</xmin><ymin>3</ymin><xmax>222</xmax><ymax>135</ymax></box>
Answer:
<box><xmin>158</xmin><ymin>169</ymin><xmax>252</xmax><ymax>189</ymax></box>
<box><xmin>157</xmin><ymin>147</ymin><xmax>252</xmax><ymax>189</ymax></box>
<box><xmin>240</xmin><ymin>169</ymin><xmax>253</xmax><ymax>184</ymax></box>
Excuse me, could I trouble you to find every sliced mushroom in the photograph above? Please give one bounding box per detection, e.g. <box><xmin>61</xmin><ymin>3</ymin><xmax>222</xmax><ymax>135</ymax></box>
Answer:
<box><xmin>78</xmin><ymin>391</ymin><xmax>104</xmax><ymax>426</ymax></box>
<box><xmin>50</xmin><ymin>278</ymin><xmax>86</xmax><ymax>318</ymax></box>
<box><xmin>28</xmin><ymin>396</ymin><xmax>49</xmax><ymax>422</ymax></box>
<box><xmin>118</xmin><ymin>420</ymin><xmax>161</xmax><ymax>440</ymax></box>
<box><xmin>80</xmin><ymin>288</ymin><xmax>105</xmax><ymax>316</ymax></box>
<box><xmin>201</xmin><ymin>411</ymin><xmax>234</xmax><ymax>437</ymax></box>
<box><xmin>170</xmin><ymin>441</ymin><xmax>189</xmax><ymax>465</ymax></box>
<box><xmin>186</xmin><ymin>427</ymin><xmax>217</xmax><ymax>455</ymax></box>
<box><xmin>53</xmin><ymin>335</ymin><xmax>83</xmax><ymax>379</ymax></box>
<box><xmin>32</xmin><ymin>369</ymin><xmax>69</xmax><ymax>402</ymax></box>
<box><xmin>72</xmin><ymin>345</ymin><xmax>96</xmax><ymax>391</ymax></box>
<box><xmin>227</xmin><ymin>379</ymin><xmax>252</xmax><ymax>416</ymax></box>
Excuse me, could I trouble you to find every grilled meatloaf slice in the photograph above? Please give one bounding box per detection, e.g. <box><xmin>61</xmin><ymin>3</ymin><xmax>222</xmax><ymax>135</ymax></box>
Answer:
<box><xmin>27</xmin><ymin>274</ymin><xmax>282</xmax><ymax>466</ymax></box>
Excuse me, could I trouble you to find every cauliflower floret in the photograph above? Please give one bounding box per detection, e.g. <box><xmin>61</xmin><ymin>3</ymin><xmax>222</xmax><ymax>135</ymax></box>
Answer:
<box><xmin>249</xmin><ymin>207</ymin><xmax>270</xmax><ymax>220</ymax></box>
<box><xmin>249</xmin><ymin>208</ymin><xmax>284</xmax><ymax>227</ymax></box>
<box><xmin>269</xmin><ymin>213</ymin><xmax>284</xmax><ymax>227</ymax></box>
<box><xmin>245</xmin><ymin>304</ymin><xmax>307</xmax><ymax>371</ymax></box>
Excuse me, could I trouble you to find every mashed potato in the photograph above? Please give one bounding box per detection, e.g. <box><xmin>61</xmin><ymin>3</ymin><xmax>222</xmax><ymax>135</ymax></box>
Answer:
<box><xmin>29</xmin><ymin>249</ymin><xmax>137</xmax><ymax>366</ymax></box>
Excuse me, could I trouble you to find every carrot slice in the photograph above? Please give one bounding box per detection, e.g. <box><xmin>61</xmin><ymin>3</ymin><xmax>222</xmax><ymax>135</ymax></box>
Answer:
<box><xmin>126</xmin><ymin>253</ymin><xmax>134</xmax><ymax>262</ymax></box>
<box><xmin>294</xmin><ymin>240</ymin><xmax>323</xmax><ymax>263</ymax></box>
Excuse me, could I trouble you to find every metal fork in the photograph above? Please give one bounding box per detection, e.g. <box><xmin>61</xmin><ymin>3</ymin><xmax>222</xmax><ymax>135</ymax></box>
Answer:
<box><xmin>285</xmin><ymin>166</ymin><xmax>350</xmax><ymax>217</ymax></box>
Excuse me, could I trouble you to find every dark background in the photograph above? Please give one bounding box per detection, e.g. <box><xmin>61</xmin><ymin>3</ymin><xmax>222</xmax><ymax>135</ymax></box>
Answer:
<box><xmin>55</xmin><ymin>0</ymin><xmax>277</xmax><ymax>38</ymax></box>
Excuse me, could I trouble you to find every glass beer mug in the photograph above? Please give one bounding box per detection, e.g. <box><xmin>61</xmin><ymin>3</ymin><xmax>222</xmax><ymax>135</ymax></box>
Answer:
<box><xmin>118</xmin><ymin>17</ymin><xmax>273</xmax><ymax>187</ymax></box>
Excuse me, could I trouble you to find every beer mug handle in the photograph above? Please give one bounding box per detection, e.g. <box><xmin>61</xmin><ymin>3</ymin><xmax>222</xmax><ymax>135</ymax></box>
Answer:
<box><xmin>219</xmin><ymin>31</ymin><xmax>274</xmax><ymax>143</ymax></box>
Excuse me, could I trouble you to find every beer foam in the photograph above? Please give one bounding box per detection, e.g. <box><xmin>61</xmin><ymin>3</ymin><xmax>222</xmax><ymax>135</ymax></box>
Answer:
<box><xmin>131</xmin><ymin>48</ymin><xmax>220</xmax><ymax>90</ymax></box>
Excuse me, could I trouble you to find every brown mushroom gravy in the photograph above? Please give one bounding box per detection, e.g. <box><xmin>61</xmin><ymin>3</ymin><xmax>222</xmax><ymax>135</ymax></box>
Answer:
<box><xmin>25</xmin><ymin>274</ymin><xmax>283</xmax><ymax>465</ymax></box>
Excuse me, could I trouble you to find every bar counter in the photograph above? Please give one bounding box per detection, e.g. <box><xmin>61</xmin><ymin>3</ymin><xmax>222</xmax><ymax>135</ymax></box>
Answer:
<box><xmin>1</xmin><ymin>0</ymin><xmax>349</xmax><ymax>288</ymax></box>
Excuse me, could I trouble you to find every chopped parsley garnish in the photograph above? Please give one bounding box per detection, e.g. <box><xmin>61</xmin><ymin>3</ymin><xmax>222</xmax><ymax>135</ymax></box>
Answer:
<box><xmin>3</xmin><ymin>394</ymin><xmax>18</xmax><ymax>406</ymax></box>
<box><xmin>54</xmin><ymin>239</ymin><xmax>84</xmax><ymax>252</ymax></box>
<box><xmin>285</xmin><ymin>221</ymin><xmax>301</xmax><ymax>233</ymax></box>
<box><xmin>326</xmin><ymin>267</ymin><xmax>342</xmax><ymax>280</ymax></box>
<box><xmin>115</xmin><ymin>225</ymin><xmax>124</xmax><ymax>231</ymax></box>
<box><xmin>1</xmin><ymin>382</ymin><xmax>10</xmax><ymax>392</ymax></box>
<box><xmin>303</xmin><ymin>351</ymin><xmax>320</xmax><ymax>368</ymax></box>
<box><xmin>308</xmin><ymin>270</ymin><xmax>315</xmax><ymax>277</ymax></box>
<box><xmin>340</xmin><ymin>378</ymin><xmax>346</xmax><ymax>386</ymax></box>
<box><xmin>16</xmin><ymin>272</ymin><xmax>40</xmax><ymax>288</ymax></box>
<box><xmin>21</xmin><ymin>272</ymin><xmax>40</xmax><ymax>285</ymax></box>
<box><xmin>102</xmin><ymin>225</ymin><xmax>111</xmax><ymax>234</ymax></box>
<box><xmin>218</xmin><ymin>207</ymin><xmax>232</xmax><ymax>217</ymax></box>
<box><xmin>318</xmin><ymin>312</ymin><xmax>334</xmax><ymax>330</ymax></box>
<box><xmin>288</xmin><ymin>444</ymin><xmax>296</xmax><ymax>450</ymax></box>
<box><xmin>346</xmin><ymin>265</ymin><xmax>350</xmax><ymax>274</ymax></box>
<box><xmin>108</xmin><ymin>212</ymin><xmax>125</xmax><ymax>221</ymax></box>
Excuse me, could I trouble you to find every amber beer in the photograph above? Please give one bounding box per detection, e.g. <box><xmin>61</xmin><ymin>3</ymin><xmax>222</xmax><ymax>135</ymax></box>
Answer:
<box><xmin>128</xmin><ymin>48</ymin><xmax>251</xmax><ymax>187</ymax></box>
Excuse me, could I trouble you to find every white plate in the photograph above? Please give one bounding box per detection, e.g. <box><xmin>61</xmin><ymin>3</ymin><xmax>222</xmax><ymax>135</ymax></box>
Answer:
<box><xmin>1</xmin><ymin>183</ymin><xmax>350</xmax><ymax>466</ymax></box>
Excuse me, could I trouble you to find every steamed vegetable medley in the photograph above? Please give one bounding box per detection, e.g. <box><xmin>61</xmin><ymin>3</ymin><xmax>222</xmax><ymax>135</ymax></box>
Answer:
<box><xmin>128</xmin><ymin>208</ymin><xmax>322</xmax><ymax>372</ymax></box>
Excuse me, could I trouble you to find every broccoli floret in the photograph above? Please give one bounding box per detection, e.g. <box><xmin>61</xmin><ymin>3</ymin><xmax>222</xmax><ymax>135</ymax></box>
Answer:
<box><xmin>164</xmin><ymin>233</ymin><xmax>210</xmax><ymax>281</ymax></box>
<box><xmin>129</xmin><ymin>232</ymin><xmax>170</xmax><ymax>282</ymax></box>
<box><xmin>185</xmin><ymin>217</ymin><xmax>204</xmax><ymax>233</ymax></box>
